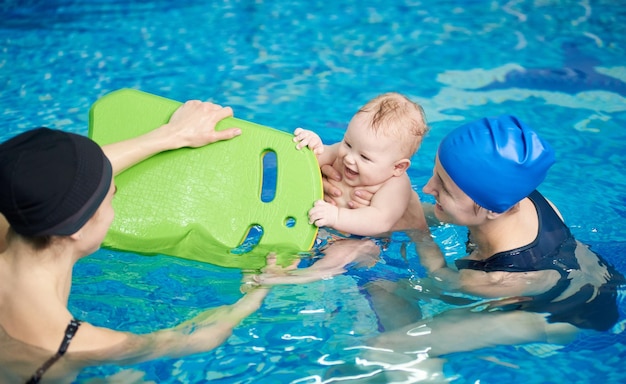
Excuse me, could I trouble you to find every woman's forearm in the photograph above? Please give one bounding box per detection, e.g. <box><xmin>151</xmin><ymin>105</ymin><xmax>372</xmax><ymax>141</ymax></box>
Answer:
<box><xmin>408</xmin><ymin>229</ymin><xmax>447</xmax><ymax>273</ymax></box>
<box><xmin>110</xmin><ymin>288</ymin><xmax>269</xmax><ymax>365</ymax></box>
<box><xmin>102</xmin><ymin>129</ymin><xmax>174</xmax><ymax>176</ymax></box>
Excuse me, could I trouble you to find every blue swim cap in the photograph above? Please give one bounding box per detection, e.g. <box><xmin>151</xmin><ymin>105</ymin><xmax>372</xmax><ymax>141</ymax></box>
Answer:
<box><xmin>438</xmin><ymin>115</ymin><xmax>555</xmax><ymax>213</ymax></box>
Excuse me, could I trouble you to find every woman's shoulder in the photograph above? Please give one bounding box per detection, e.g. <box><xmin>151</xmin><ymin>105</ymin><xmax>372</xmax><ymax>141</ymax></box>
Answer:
<box><xmin>70</xmin><ymin>322</ymin><xmax>130</xmax><ymax>354</ymax></box>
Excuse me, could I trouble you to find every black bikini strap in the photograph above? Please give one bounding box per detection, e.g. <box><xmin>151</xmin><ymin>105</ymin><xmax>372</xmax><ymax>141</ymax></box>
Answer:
<box><xmin>26</xmin><ymin>319</ymin><xmax>82</xmax><ymax>384</ymax></box>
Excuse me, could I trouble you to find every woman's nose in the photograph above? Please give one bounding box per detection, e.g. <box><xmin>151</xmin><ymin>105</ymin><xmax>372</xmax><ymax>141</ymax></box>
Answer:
<box><xmin>422</xmin><ymin>177</ymin><xmax>435</xmax><ymax>196</ymax></box>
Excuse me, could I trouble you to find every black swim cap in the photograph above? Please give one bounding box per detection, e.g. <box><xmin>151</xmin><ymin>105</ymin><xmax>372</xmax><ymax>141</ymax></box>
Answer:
<box><xmin>0</xmin><ymin>127</ymin><xmax>113</xmax><ymax>237</ymax></box>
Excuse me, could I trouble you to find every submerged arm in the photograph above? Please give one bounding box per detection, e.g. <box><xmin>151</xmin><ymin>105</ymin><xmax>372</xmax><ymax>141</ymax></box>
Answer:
<box><xmin>408</xmin><ymin>230</ymin><xmax>558</xmax><ymax>298</ymax></box>
<box><xmin>409</xmin><ymin>228</ymin><xmax>476</xmax><ymax>293</ymax></box>
<box><xmin>92</xmin><ymin>287</ymin><xmax>269</xmax><ymax>365</ymax></box>
<box><xmin>421</xmin><ymin>203</ymin><xmax>444</xmax><ymax>227</ymax></box>
<box><xmin>154</xmin><ymin>287</ymin><xmax>269</xmax><ymax>356</ymax></box>
<box><xmin>408</xmin><ymin>229</ymin><xmax>461</xmax><ymax>289</ymax></box>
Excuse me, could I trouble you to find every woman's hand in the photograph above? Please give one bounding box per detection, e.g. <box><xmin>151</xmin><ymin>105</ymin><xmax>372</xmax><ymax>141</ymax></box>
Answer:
<box><xmin>103</xmin><ymin>100</ymin><xmax>241</xmax><ymax>175</ymax></box>
<box><xmin>162</xmin><ymin>100</ymin><xmax>241</xmax><ymax>149</ymax></box>
<box><xmin>321</xmin><ymin>164</ymin><xmax>373</xmax><ymax>208</ymax></box>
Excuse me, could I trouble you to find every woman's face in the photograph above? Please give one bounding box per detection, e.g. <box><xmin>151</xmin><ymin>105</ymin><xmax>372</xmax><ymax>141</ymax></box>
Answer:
<box><xmin>422</xmin><ymin>155</ymin><xmax>487</xmax><ymax>226</ymax></box>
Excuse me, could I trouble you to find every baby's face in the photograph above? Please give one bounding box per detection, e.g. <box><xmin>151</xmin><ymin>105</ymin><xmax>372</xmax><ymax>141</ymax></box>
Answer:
<box><xmin>337</xmin><ymin>113</ymin><xmax>404</xmax><ymax>188</ymax></box>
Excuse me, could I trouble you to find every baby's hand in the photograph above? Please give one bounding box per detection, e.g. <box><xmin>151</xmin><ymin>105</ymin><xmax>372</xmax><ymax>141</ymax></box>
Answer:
<box><xmin>293</xmin><ymin>128</ymin><xmax>324</xmax><ymax>155</ymax></box>
<box><xmin>308</xmin><ymin>199</ymin><xmax>339</xmax><ymax>228</ymax></box>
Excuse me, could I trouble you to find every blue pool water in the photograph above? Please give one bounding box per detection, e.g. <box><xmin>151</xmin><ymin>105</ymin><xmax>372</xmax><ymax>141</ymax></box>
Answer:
<box><xmin>2</xmin><ymin>0</ymin><xmax>626</xmax><ymax>382</ymax></box>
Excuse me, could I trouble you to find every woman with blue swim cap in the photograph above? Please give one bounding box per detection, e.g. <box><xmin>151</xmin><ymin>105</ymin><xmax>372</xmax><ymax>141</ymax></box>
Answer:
<box><xmin>361</xmin><ymin>115</ymin><xmax>625</xmax><ymax>359</ymax></box>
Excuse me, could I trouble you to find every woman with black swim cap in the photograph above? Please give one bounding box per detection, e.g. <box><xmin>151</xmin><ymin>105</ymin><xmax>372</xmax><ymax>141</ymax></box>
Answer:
<box><xmin>364</xmin><ymin>115</ymin><xmax>624</xmax><ymax>358</ymax></box>
<box><xmin>0</xmin><ymin>100</ymin><xmax>270</xmax><ymax>383</ymax></box>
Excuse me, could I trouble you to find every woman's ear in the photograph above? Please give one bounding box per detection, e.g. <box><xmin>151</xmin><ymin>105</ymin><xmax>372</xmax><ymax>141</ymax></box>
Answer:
<box><xmin>486</xmin><ymin>210</ymin><xmax>502</xmax><ymax>219</ymax></box>
<box><xmin>486</xmin><ymin>203</ymin><xmax>517</xmax><ymax>219</ymax></box>
<box><xmin>69</xmin><ymin>230</ymin><xmax>83</xmax><ymax>241</ymax></box>
<box><xmin>393</xmin><ymin>159</ymin><xmax>411</xmax><ymax>176</ymax></box>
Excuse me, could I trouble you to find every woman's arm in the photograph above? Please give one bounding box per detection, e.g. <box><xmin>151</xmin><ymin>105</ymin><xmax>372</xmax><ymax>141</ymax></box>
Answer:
<box><xmin>149</xmin><ymin>287</ymin><xmax>269</xmax><ymax>357</ymax></box>
<box><xmin>77</xmin><ymin>287</ymin><xmax>269</xmax><ymax>364</ymax></box>
<box><xmin>103</xmin><ymin>101</ymin><xmax>241</xmax><ymax>175</ymax></box>
<box><xmin>408</xmin><ymin>230</ymin><xmax>560</xmax><ymax>298</ymax></box>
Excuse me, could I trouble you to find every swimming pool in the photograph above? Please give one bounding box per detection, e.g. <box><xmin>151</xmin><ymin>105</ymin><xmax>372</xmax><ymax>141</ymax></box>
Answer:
<box><xmin>1</xmin><ymin>0</ymin><xmax>625</xmax><ymax>382</ymax></box>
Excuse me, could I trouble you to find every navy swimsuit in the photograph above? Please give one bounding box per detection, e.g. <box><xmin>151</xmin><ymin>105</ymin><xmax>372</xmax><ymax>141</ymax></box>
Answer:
<box><xmin>455</xmin><ymin>190</ymin><xmax>624</xmax><ymax>331</ymax></box>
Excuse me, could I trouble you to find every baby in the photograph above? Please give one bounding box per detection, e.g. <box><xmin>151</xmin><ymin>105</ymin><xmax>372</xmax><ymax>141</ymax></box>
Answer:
<box><xmin>252</xmin><ymin>93</ymin><xmax>429</xmax><ymax>285</ymax></box>
<box><xmin>296</xmin><ymin>92</ymin><xmax>429</xmax><ymax>236</ymax></box>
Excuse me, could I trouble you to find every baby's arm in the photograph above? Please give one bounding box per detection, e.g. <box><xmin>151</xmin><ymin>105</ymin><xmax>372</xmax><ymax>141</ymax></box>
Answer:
<box><xmin>310</xmin><ymin>177</ymin><xmax>413</xmax><ymax>236</ymax></box>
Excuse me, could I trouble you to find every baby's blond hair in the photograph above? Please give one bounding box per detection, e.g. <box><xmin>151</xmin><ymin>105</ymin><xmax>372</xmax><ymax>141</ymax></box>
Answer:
<box><xmin>357</xmin><ymin>92</ymin><xmax>429</xmax><ymax>157</ymax></box>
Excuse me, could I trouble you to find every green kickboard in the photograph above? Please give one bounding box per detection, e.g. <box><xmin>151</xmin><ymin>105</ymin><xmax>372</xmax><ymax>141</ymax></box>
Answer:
<box><xmin>88</xmin><ymin>89</ymin><xmax>322</xmax><ymax>269</ymax></box>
